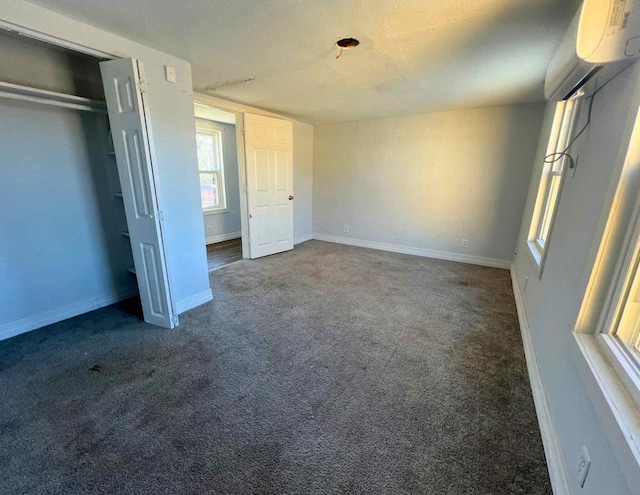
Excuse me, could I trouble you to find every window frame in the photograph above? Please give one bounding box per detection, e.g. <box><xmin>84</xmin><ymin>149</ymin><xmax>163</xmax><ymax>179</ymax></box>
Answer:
<box><xmin>575</xmin><ymin>193</ymin><xmax>640</xmax><ymax>481</ymax></box>
<box><xmin>195</xmin><ymin>126</ymin><xmax>227</xmax><ymax>214</ymax></box>
<box><xmin>571</xmin><ymin>81</ymin><xmax>640</xmax><ymax>484</ymax></box>
<box><xmin>596</xmin><ymin>200</ymin><xmax>640</xmax><ymax>407</ymax></box>
<box><xmin>527</xmin><ymin>97</ymin><xmax>582</xmax><ymax>277</ymax></box>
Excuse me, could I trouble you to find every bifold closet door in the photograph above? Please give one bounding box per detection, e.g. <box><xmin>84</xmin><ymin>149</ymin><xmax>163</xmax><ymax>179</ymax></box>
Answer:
<box><xmin>100</xmin><ymin>58</ymin><xmax>176</xmax><ymax>329</ymax></box>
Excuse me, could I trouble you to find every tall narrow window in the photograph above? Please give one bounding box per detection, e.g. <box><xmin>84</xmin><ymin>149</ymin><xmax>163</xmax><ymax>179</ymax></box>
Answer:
<box><xmin>613</xmin><ymin>256</ymin><xmax>640</xmax><ymax>363</ymax></box>
<box><xmin>528</xmin><ymin>97</ymin><xmax>582</xmax><ymax>275</ymax></box>
<box><xmin>597</xmin><ymin>214</ymin><xmax>640</xmax><ymax>406</ymax></box>
<box><xmin>196</xmin><ymin>127</ymin><xmax>226</xmax><ymax>211</ymax></box>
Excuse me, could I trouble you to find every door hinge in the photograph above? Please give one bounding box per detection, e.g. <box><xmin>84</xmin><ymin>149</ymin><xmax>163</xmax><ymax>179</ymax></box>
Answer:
<box><xmin>138</xmin><ymin>77</ymin><xmax>147</xmax><ymax>94</ymax></box>
<box><xmin>157</xmin><ymin>210</ymin><xmax>164</xmax><ymax>222</ymax></box>
<box><xmin>172</xmin><ymin>314</ymin><xmax>179</xmax><ymax>326</ymax></box>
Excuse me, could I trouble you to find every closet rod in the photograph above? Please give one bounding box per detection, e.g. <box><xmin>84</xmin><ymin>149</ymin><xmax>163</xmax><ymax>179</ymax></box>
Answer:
<box><xmin>0</xmin><ymin>81</ymin><xmax>107</xmax><ymax>114</ymax></box>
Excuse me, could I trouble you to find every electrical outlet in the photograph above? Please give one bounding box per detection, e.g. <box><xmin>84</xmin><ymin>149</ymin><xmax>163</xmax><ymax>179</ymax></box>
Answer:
<box><xmin>343</xmin><ymin>225</ymin><xmax>349</xmax><ymax>234</ymax></box>
<box><xmin>577</xmin><ymin>445</ymin><xmax>591</xmax><ymax>488</ymax></box>
<box><xmin>461</xmin><ymin>239</ymin><xmax>469</xmax><ymax>248</ymax></box>
<box><xmin>206</xmin><ymin>225</ymin><xmax>213</xmax><ymax>234</ymax></box>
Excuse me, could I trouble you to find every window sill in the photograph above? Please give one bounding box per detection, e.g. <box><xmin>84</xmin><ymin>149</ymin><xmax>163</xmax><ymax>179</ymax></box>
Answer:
<box><xmin>203</xmin><ymin>208</ymin><xmax>229</xmax><ymax>216</ymax></box>
<box><xmin>572</xmin><ymin>332</ymin><xmax>640</xmax><ymax>488</ymax></box>
<box><xmin>527</xmin><ymin>240</ymin><xmax>545</xmax><ymax>278</ymax></box>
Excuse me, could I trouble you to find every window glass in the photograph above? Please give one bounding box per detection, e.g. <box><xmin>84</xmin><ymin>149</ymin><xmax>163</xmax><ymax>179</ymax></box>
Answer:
<box><xmin>613</xmin><ymin>253</ymin><xmax>640</xmax><ymax>366</ymax></box>
<box><xmin>195</xmin><ymin>128</ymin><xmax>225</xmax><ymax>210</ymax></box>
<box><xmin>528</xmin><ymin>97</ymin><xmax>581</xmax><ymax>271</ymax></box>
<box><xmin>200</xmin><ymin>172</ymin><xmax>219</xmax><ymax>209</ymax></box>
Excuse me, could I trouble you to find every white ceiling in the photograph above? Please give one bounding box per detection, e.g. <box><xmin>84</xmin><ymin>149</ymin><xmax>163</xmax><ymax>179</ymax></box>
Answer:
<box><xmin>28</xmin><ymin>0</ymin><xmax>577</xmax><ymax>123</ymax></box>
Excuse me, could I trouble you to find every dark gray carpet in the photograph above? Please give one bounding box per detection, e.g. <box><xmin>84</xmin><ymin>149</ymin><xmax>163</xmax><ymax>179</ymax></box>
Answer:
<box><xmin>0</xmin><ymin>240</ymin><xmax>551</xmax><ymax>494</ymax></box>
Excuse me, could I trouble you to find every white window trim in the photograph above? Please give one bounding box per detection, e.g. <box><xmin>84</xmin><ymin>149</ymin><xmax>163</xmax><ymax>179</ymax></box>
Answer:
<box><xmin>196</xmin><ymin>126</ymin><xmax>228</xmax><ymax>213</ymax></box>
<box><xmin>572</xmin><ymin>332</ymin><xmax>640</xmax><ymax>484</ymax></box>
<box><xmin>527</xmin><ymin>98</ymin><xmax>581</xmax><ymax>278</ymax></box>
<box><xmin>571</xmin><ymin>80</ymin><xmax>640</xmax><ymax>488</ymax></box>
<box><xmin>596</xmin><ymin>207</ymin><xmax>640</xmax><ymax>404</ymax></box>
<box><xmin>203</xmin><ymin>207</ymin><xmax>229</xmax><ymax>216</ymax></box>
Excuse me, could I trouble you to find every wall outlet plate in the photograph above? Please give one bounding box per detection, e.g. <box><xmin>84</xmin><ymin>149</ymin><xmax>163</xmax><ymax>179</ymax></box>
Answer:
<box><xmin>461</xmin><ymin>239</ymin><xmax>469</xmax><ymax>248</ymax></box>
<box><xmin>343</xmin><ymin>225</ymin><xmax>349</xmax><ymax>234</ymax></box>
<box><xmin>577</xmin><ymin>445</ymin><xmax>591</xmax><ymax>488</ymax></box>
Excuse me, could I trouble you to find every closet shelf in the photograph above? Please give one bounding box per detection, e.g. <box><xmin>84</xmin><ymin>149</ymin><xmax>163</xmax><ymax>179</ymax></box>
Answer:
<box><xmin>0</xmin><ymin>81</ymin><xmax>107</xmax><ymax>114</ymax></box>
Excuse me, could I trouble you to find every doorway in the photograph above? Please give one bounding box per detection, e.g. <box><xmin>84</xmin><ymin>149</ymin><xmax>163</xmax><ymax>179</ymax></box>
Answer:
<box><xmin>194</xmin><ymin>104</ymin><xmax>245</xmax><ymax>271</ymax></box>
<box><xmin>192</xmin><ymin>101</ymin><xmax>296</xmax><ymax>263</ymax></box>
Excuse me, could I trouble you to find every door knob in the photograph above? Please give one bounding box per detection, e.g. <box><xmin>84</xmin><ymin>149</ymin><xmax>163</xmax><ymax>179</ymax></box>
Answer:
<box><xmin>288</xmin><ymin>195</ymin><xmax>294</xmax><ymax>200</ymax></box>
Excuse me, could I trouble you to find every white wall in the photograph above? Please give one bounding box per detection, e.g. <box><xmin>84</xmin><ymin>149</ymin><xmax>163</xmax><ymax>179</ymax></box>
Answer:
<box><xmin>1</xmin><ymin>0</ymin><xmax>212</xmax><ymax>318</ymax></box>
<box><xmin>195</xmin><ymin>119</ymin><xmax>242</xmax><ymax>243</ymax></box>
<box><xmin>293</xmin><ymin>120</ymin><xmax>314</xmax><ymax>244</ymax></box>
<box><xmin>512</xmin><ymin>61</ymin><xmax>640</xmax><ymax>495</ymax></box>
<box><xmin>312</xmin><ymin>103</ymin><xmax>545</xmax><ymax>265</ymax></box>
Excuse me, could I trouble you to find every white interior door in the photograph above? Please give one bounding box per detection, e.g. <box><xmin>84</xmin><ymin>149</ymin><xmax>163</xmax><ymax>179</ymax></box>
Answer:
<box><xmin>244</xmin><ymin>113</ymin><xmax>294</xmax><ymax>259</ymax></box>
<box><xmin>100</xmin><ymin>58</ymin><xmax>175</xmax><ymax>328</ymax></box>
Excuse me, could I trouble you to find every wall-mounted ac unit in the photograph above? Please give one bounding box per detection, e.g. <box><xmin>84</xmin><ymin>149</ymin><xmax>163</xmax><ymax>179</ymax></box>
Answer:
<box><xmin>545</xmin><ymin>0</ymin><xmax>640</xmax><ymax>101</ymax></box>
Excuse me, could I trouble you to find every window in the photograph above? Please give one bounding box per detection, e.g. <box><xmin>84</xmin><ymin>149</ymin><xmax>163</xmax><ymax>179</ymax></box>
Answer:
<box><xmin>196</xmin><ymin>127</ymin><xmax>226</xmax><ymax>211</ymax></box>
<box><xmin>527</xmin><ymin>97</ymin><xmax>582</xmax><ymax>275</ymax></box>
<box><xmin>569</xmin><ymin>66</ymin><xmax>640</xmax><ymax>476</ymax></box>
<box><xmin>597</xmin><ymin>213</ymin><xmax>640</xmax><ymax>406</ymax></box>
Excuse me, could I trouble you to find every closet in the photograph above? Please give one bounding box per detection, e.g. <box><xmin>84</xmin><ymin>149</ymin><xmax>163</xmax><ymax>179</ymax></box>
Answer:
<box><xmin>0</xmin><ymin>31</ymin><xmax>162</xmax><ymax>338</ymax></box>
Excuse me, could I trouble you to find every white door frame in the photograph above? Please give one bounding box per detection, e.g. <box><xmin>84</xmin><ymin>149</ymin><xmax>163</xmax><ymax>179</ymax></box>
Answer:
<box><xmin>0</xmin><ymin>20</ymin><xmax>117</xmax><ymax>60</ymax></box>
<box><xmin>193</xmin><ymin>96</ymin><xmax>251</xmax><ymax>259</ymax></box>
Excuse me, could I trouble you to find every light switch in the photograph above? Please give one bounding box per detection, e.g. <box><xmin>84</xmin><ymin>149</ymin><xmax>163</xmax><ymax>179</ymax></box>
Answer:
<box><xmin>165</xmin><ymin>66</ymin><xmax>176</xmax><ymax>83</ymax></box>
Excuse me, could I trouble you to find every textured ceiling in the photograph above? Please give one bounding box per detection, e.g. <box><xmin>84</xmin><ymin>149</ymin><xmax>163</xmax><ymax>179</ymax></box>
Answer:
<box><xmin>28</xmin><ymin>0</ymin><xmax>576</xmax><ymax>123</ymax></box>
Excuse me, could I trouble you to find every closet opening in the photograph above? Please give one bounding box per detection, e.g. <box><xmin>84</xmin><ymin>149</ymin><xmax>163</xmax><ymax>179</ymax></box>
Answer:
<box><xmin>0</xmin><ymin>29</ymin><xmax>145</xmax><ymax>337</ymax></box>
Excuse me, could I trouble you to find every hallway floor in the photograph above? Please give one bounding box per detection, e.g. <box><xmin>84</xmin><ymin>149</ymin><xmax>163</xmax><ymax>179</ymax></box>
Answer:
<box><xmin>206</xmin><ymin>237</ymin><xmax>242</xmax><ymax>271</ymax></box>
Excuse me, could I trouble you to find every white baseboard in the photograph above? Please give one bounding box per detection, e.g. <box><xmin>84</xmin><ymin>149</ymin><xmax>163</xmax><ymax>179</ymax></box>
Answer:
<box><xmin>206</xmin><ymin>231</ymin><xmax>241</xmax><ymax>245</ymax></box>
<box><xmin>294</xmin><ymin>233</ymin><xmax>313</xmax><ymax>245</ymax></box>
<box><xmin>176</xmin><ymin>288</ymin><xmax>213</xmax><ymax>314</ymax></box>
<box><xmin>510</xmin><ymin>267</ymin><xmax>572</xmax><ymax>495</ymax></box>
<box><xmin>0</xmin><ymin>286</ymin><xmax>139</xmax><ymax>342</ymax></box>
<box><xmin>312</xmin><ymin>233</ymin><xmax>512</xmax><ymax>269</ymax></box>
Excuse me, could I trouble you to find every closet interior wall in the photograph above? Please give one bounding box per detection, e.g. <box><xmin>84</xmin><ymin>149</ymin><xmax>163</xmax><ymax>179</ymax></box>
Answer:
<box><xmin>0</xmin><ymin>30</ymin><xmax>138</xmax><ymax>339</ymax></box>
